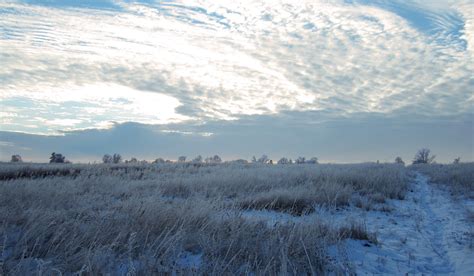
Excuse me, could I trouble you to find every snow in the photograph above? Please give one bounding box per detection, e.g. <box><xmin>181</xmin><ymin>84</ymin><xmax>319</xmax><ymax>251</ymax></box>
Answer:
<box><xmin>176</xmin><ymin>251</ymin><xmax>203</xmax><ymax>270</ymax></box>
<box><xmin>330</xmin><ymin>172</ymin><xmax>474</xmax><ymax>275</ymax></box>
<box><xmin>240</xmin><ymin>172</ymin><xmax>474</xmax><ymax>274</ymax></box>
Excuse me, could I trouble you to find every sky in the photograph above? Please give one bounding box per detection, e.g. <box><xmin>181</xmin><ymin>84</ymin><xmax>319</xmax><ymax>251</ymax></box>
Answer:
<box><xmin>0</xmin><ymin>0</ymin><xmax>473</xmax><ymax>163</ymax></box>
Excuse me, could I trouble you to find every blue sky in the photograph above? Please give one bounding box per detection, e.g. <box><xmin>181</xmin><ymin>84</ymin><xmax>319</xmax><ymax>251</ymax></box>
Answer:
<box><xmin>0</xmin><ymin>0</ymin><xmax>473</xmax><ymax>162</ymax></box>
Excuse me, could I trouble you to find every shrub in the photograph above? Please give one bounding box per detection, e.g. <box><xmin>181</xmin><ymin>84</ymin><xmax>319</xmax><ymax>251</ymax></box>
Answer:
<box><xmin>10</xmin><ymin>154</ymin><xmax>22</xmax><ymax>163</ymax></box>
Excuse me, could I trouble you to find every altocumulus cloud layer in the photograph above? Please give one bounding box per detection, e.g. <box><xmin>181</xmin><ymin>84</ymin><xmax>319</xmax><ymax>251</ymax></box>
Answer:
<box><xmin>0</xmin><ymin>0</ymin><xmax>473</xmax><ymax>162</ymax></box>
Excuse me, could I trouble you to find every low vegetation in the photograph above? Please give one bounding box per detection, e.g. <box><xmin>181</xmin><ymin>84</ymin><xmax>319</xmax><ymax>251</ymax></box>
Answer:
<box><xmin>0</xmin><ymin>162</ymin><xmax>409</xmax><ymax>274</ymax></box>
<box><xmin>411</xmin><ymin>162</ymin><xmax>474</xmax><ymax>198</ymax></box>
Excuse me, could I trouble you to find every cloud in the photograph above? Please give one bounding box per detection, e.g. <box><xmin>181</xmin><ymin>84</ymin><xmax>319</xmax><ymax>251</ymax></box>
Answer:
<box><xmin>0</xmin><ymin>0</ymin><xmax>472</xmax><ymax>160</ymax></box>
<box><xmin>1</xmin><ymin>112</ymin><xmax>472</xmax><ymax>163</ymax></box>
<box><xmin>1</xmin><ymin>1</ymin><xmax>472</xmax><ymax>124</ymax></box>
<box><xmin>0</xmin><ymin>83</ymin><xmax>189</xmax><ymax>133</ymax></box>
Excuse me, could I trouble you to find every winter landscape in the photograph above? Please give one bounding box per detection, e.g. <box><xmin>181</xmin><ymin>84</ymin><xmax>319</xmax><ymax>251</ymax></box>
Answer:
<box><xmin>0</xmin><ymin>154</ymin><xmax>473</xmax><ymax>274</ymax></box>
<box><xmin>1</xmin><ymin>0</ymin><xmax>473</xmax><ymax>275</ymax></box>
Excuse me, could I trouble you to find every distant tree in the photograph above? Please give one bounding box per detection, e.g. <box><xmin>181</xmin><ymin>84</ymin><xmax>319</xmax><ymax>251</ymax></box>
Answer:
<box><xmin>453</xmin><ymin>157</ymin><xmax>461</xmax><ymax>164</ymax></box>
<box><xmin>49</xmin><ymin>152</ymin><xmax>66</xmax><ymax>163</ymax></box>
<box><xmin>102</xmin><ymin>154</ymin><xmax>113</xmax><ymax>164</ymax></box>
<box><xmin>251</xmin><ymin>156</ymin><xmax>257</xmax><ymax>163</ymax></box>
<box><xmin>295</xmin><ymin>157</ymin><xmax>306</xmax><ymax>164</ymax></box>
<box><xmin>112</xmin><ymin>154</ymin><xmax>122</xmax><ymax>164</ymax></box>
<box><xmin>277</xmin><ymin>157</ymin><xmax>289</xmax><ymax>165</ymax></box>
<box><xmin>288</xmin><ymin>159</ymin><xmax>293</xmax><ymax>164</ymax></box>
<box><xmin>395</xmin><ymin>157</ymin><xmax>405</xmax><ymax>165</ymax></box>
<box><xmin>178</xmin><ymin>156</ymin><xmax>187</xmax><ymax>163</ymax></box>
<box><xmin>49</xmin><ymin>152</ymin><xmax>56</xmax><ymax>163</ymax></box>
<box><xmin>257</xmin><ymin>154</ymin><xmax>269</xmax><ymax>164</ymax></box>
<box><xmin>152</xmin><ymin>158</ymin><xmax>165</xmax><ymax>164</ymax></box>
<box><xmin>192</xmin><ymin>155</ymin><xmax>203</xmax><ymax>163</ymax></box>
<box><xmin>212</xmin><ymin>155</ymin><xmax>222</xmax><ymax>163</ymax></box>
<box><xmin>126</xmin><ymin>157</ymin><xmax>138</xmax><ymax>164</ymax></box>
<box><xmin>205</xmin><ymin>155</ymin><xmax>222</xmax><ymax>163</ymax></box>
<box><xmin>306</xmin><ymin>157</ymin><xmax>318</xmax><ymax>164</ymax></box>
<box><xmin>412</xmin><ymin>148</ymin><xmax>436</xmax><ymax>164</ymax></box>
<box><xmin>10</xmin><ymin>154</ymin><xmax>22</xmax><ymax>163</ymax></box>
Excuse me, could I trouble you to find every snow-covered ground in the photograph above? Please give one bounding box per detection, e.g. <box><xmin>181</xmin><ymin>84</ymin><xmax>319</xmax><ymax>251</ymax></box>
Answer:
<box><xmin>2</xmin><ymin>163</ymin><xmax>472</xmax><ymax>274</ymax></box>
<box><xmin>241</xmin><ymin>173</ymin><xmax>474</xmax><ymax>274</ymax></box>
<box><xmin>330</xmin><ymin>173</ymin><xmax>473</xmax><ymax>274</ymax></box>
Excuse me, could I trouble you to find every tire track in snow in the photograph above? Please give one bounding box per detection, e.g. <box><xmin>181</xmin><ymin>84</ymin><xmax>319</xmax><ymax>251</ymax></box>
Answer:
<box><xmin>415</xmin><ymin>172</ymin><xmax>474</xmax><ymax>275</ymax></box>
<box><xmin>413</xmin><ymin>172</ymin><xmax>454</xmax><ymax>273</ymax></box>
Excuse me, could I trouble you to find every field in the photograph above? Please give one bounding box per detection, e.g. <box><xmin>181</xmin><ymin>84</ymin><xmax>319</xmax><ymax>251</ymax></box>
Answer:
<box><xmin>0</xmin><ymin>162</ymin><xmax>472</xmax><ymax>275</ymax></box>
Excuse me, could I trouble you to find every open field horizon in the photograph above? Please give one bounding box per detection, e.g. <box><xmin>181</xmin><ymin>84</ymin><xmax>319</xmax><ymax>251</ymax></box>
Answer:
<box><xmin>1</xmin><ymin>0</ymin><xmax>473</xmax><ymax>164</ymax></box>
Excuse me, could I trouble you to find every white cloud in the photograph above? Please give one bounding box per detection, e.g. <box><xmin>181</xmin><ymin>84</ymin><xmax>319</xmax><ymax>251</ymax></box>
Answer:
<box><xmin>0</xmin><ymin>0</ymin><xmax>472</xmax><ymax>135</ymax></box>
<box><xmin>0</xmin><ymin>83</ymin><xmax>189</xmax><ymax>133</ymax></box>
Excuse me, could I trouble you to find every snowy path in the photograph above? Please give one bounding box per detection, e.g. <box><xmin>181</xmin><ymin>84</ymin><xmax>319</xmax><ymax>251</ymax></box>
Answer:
<box><xmin>239</xmin><ymin>172</ymin><xmax>473</xmax><ymax>274</ymax></box>
<box><xmin>333</xmin><ymin>172</ymin><xmax>474</xmax><ymax>275</ymax></box>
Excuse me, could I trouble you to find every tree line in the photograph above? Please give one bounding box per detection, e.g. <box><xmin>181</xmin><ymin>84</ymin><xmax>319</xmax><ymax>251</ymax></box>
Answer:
<box><xmin>8</xmin><ymin>148</ymin><xmax>462</xmax><ymax>165</ymax></box>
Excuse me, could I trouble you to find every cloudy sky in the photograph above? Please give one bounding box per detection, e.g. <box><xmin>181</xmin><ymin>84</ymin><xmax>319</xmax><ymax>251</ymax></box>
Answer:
<box><xmin>0</xmin><ymin>0</ymin><xmax>473</xmax><ymax>163</ymax></box>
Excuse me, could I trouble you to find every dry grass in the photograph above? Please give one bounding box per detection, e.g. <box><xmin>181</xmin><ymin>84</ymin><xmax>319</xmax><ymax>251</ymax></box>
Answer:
<box><xmin>337</xmin><ymin>222</ymin><xmax>378</xmax><ymax>244</ymax></box>
<box><xmin>240</xmin><ymin>189</ymin><xmax>316</xmax><ymax>216</ymax></box>
<box><xmin>0</xmin><ymin>162</ymin><xmax>407</xmax><ymax>274</ymax></box>
<box><xmin>411</xmin><ymin>163</ymin><xmax>474</xmax><ymax>198</ymax></box>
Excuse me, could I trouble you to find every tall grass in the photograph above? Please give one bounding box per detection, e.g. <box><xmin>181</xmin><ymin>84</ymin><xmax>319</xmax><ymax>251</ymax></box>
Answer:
<box><xmin>0</xmin><ymin>162</ymin><xmax>408</xmax><ymax>274</ymax></box>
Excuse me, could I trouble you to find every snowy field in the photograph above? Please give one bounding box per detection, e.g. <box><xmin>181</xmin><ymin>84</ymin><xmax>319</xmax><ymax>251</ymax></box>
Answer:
<box><xmin>0</xmin><ymin>162</ymin><xmax>472</xmax><ymax>275</ymax></box>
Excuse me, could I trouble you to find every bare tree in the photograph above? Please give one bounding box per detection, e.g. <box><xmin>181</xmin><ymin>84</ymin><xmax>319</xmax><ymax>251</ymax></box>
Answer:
<box><xmin>205</xmin><ymin>155</ymin><xmax>222</xmax><ymax>163</ymax></box>
<box><xmin>212</xmin><ymin>155</ymin><xmax>222</xmax><ymax>163</ymax></box>
<box><xmin>295</xmin><ymin>157</ymin><xmax>306</xmax><ymax>164</ymax></box>
<box><xmin>395</xmin><ymin>157</ymin><xmax>405</xmax><ymax>165</ymax></box>
<box><xmin>126</xmin><ymin>157</ymin><xmax>138</xmax><ymax>164</ymax></box>
<box><xmin>102</xmin><ymin>154</ymin><xmax>113</xmax><ymax>164</ymax></box>
<box><xmin>112</xmin><ymin>154</ymin><xmax>122</xmax><ymax>164</ymax></box>
<box><xmin>453</xmin><ymin>157</ymin><xmax>461</xmax><ymax>164</ymax></box>
<box><xmin>49</xmin><ymin>152</ymin><xmax>66</xmax><ymax>163</ymax></box>
<box><xmin>10</xmin><ymin>154</ymin><xmax>22</xmax><ymax>163</ymax></box>
<box><xmin>412</xmin><ymin>148</ymin><xmax>435</xmax><ymax>164</ymax></box>
<box><xmin>277</xmin><ymin>157</ymin><xmax>289</xmax><ymax>165</ymax></box>
<box><xmin>306</xmin><ymin>157</ymin><xmax>319</xmax><ymax>164</ymax></box>
<box><xmin>192</xmin><ymin>155</ymin><xmax>203</xmax><ymax>163</ymax></box>
<box><xmin>152</xmin><ymin>158</ymin><xmax>165</xmax><ymax>164</ymax></box>
<box><xmin>178</xmin><ymin>156</ymin><xmax>187</xmax><ymax>163</ymax></box>
<box><xmin>257</xmin><ymin>154</ymin><xmax>269</xmax><ymax>164</ymax></box>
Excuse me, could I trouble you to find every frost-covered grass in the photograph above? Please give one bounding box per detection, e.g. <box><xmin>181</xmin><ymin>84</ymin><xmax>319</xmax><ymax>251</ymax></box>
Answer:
<box><xmin>0</xmin><ymin>162</ymin><xmax>408</xmax><ymax>274</ymax></box>
<box><xmin>411</xmin><ymin>163</ymin><xmax>474</xmax><ymax>198</ymax></box>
